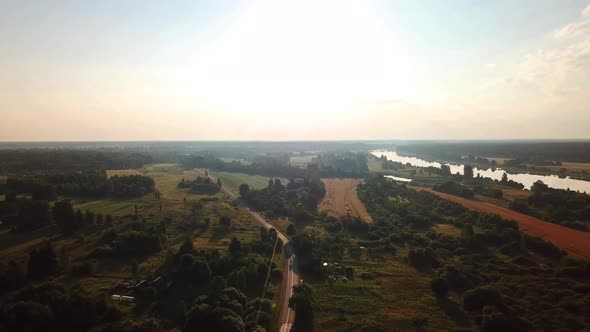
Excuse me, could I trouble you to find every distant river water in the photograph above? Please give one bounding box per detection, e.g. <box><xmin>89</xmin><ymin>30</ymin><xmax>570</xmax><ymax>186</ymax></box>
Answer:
<box><xmin>372</xmin><ymin>150</ymin><xmax>590</xmax><ymax>193</ymax></box>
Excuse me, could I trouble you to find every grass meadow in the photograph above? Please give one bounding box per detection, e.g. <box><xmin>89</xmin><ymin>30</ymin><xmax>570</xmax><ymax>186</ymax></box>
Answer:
<box><xmin>310</xmin><ymin>245</ymin><xmax>470</xmax><ymax>331</ymax></box>
<box><xmin>213</xmin><ymin>171</ymin><xmax>289</xmax><ymax>193</ymax></box>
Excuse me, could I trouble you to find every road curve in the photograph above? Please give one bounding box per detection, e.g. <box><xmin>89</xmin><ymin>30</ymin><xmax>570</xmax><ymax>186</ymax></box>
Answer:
<box><xmin>194</xmin><ymin>169</ymin><xmax>299</xmax><ymax>331</ymax></box>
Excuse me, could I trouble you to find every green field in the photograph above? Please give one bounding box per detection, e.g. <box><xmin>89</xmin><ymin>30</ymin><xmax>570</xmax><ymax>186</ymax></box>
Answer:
<box><xmin>311</xmin><ymin>247</ymin><xmax>469</xmax><ymax>331</ymax></box>
<box><xmin>290</xmin><ymin>155</ymin><xmax>315</xmax><ymax>168</ymax></box>
<box><xmin>220</xmin><ymin>157</ymin><xmax>252</xmax><ymax>165</ymax></box>
<box><xmin>213</xmin><ymin>171</ymin><xmax>289</xmax><ymax>192</ymax></box>
<box><xmin>74</xmin><ymin>200</ymin><xmax>148</xmax><ymax>217</ymax></box>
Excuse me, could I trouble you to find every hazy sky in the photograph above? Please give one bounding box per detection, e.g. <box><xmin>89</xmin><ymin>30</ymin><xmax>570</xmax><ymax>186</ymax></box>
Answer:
<box><xmin>1</xmin><ymin>0</ymin><xmax>590</xmax><ymax>141</ymax></box>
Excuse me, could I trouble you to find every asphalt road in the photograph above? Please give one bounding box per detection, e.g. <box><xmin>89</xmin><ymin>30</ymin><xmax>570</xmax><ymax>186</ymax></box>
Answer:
<box><xmin>194</xmin><ymin>169</ymin><xmax>299</xmax><ymax>331</ymax></box>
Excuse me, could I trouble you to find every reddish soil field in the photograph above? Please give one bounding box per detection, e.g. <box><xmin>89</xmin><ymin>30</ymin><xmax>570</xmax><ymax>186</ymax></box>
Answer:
<box><xmin>410</xmin><ymin>186</ymin><xmax>590</xmax><ymax>258</ymax></box>
<box><xmin>319</xmin><ymin>178</ymin><xmax>372</xmax><ymax>222</ymax></box>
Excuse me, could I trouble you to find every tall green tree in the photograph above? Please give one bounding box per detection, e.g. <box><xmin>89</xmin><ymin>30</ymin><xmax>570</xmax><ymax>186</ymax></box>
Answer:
<box><xmin>289</xmin><ymin>284</ymin><xmax>314</xmax><ymax>332</ymax></box>
<box><xmin>53</xmin><ymin>200</ymin><xmax>76</xmax><ymax>234</ymax></box>
<box><xmin>239</xmin><ymin>184</ymin><xmax>250</xmax><ymax>198</ymax></box>
<box><xmin>229</xmin><ymin>237</ymin><xmax>242</xmax><ymax>257</ymax></box>
<box><xmin>464</xmin><ymin>165</ymin><xmax>474</xmax><ymax>178</ymax></box>
<box><xmin>27</xmin><ymin>242</ymin><xmax>58</xmax><ymax>280</ymax></box>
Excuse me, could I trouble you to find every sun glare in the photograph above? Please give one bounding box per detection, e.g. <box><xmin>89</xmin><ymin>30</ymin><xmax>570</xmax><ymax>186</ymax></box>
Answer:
<box><xmin>180</xmin><ymin>0</ymin><xmax>418</xmax><ymax>116</ymax></box>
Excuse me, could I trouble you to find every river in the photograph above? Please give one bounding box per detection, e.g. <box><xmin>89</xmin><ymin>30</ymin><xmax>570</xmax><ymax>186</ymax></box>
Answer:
<box><xmin>372</xmin><ymin>150</ymin><xmax>590</xmax><ymax>193</ymax></box>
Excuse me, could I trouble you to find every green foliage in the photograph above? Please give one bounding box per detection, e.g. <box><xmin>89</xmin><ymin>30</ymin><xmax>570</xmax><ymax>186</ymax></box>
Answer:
<box><xmin>509</xmin><ymin>180</ymin><xmax>590</xmax><ymax>231</ymax></box>
<box><xmin>229</xmin><ymin>237</ymin><xmax>242</xmax><ymax>257</ymax></box>
<box><xmin>0</xmin><ymin>149</ymin><xmax>151</xmax><ymax>173</ymax></box>
<box><xmin>286</xmin><ymin>223</ymin><xmax>296</xmax><ymax>235</ymax></box>
<box><xmin>397</xmin><ymin>141</ymin><xmax>590</xmax><ymax>163</ymax></box>
<box><xmin>53</xmin><ymin>200</ymin><xmax>76</xmax><ymax>234</ymax></box>
<box><xmin>179</xmin><ymin>176</ymin><xmax>221</xmax><ymax>195</ymax></box>
<box><xmin>0</xmin><ymin>260</ymin><xmax>26</xmax><ymax>295</ymax></box>
<box><xmin>27</xmin><ymin>242</ymin><xmax>58</xmax><ymax>280</ymax></box>
<box><xmin>289</xmin><ymin>284</ymin><xmax>314</xmax><ymax>332</ymax></box>
<box><xmin>316</xmin><ymin>152</ymin><xmax>369</xmax><ymax>177</ymax></box>
<box><xmin>463</xmin><ymin>165</ymin><xmax>474</xmax><ymax>178</ymax></box>
<box><xmin>0</xmin><ymin>281</ymin><xmax>119</xmax><ymax>332</ymax></box>
<box><xmin>431</xmin><ymin>277</ymin><xmax>449</xmax><ymax>298</ymax></box>
<box><xmin>355</xmin><ymin>175</ymin><xmax>590</xmax><ymax>331</ymax></box>
<box><xmin>110</xmin><ymin>174</ymin><xmax>155</xmax><ymax>198</ymax></box>
<box><xmin>433</xmin><ymin>181</ymin><xmax>474</xmax><ymax>198</ymax></box>
<box><xmin>462</xmin><ymin>287</ymin><xmax>502</xmax><ymax>311</ymax></box>
<box><xmin>179</xmin><ymin>254</ymin><xmax>212</xmax><ymax>283</ymax></box>
<box><xmin>184</xmin><ymin>304</ymin><xmax>245</xmax><ymax>332</ymax></box>
<box><xmin>241</xmin><ymin>176</ymin><xmax>325</xmax><ymax>222</ymax></box>
<box><xmin>15</xmin><ymin>200</ymin><xmax>51</xmax><ymax>232</ymax></box>
<box><xmin>270</xmin><ymin>268</ymin><xmax>282</xmax><ymax>284</ymax></box>
<box><xmin>523</xmin><ymin>234</ymin><xmax>564</xmax><ymax>259</ymax></box>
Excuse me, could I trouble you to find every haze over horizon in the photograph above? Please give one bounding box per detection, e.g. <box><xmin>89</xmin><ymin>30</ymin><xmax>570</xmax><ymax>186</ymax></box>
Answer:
<box><xmin>2</xmin><ymin>0</ymin><xmax>590</xmax><ymax>141</ymax></box>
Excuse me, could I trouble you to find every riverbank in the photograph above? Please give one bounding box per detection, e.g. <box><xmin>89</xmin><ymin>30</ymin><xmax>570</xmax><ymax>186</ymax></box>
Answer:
<box><xmin>372</xmin><ymin>150</ymin><xmax>590</xmax><ymax>193</ymax></box>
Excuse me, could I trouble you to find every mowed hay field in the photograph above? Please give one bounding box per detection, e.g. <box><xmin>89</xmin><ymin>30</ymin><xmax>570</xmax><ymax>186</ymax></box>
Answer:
<box><xmin>319</xmin><ymin>178</ymin><xmax>372</xmax><ymax>222</ymax></box>
<box><xmin>410</xmin><ymin>186</ymin><xmax>590</xmax><ymax>258</ymax></box>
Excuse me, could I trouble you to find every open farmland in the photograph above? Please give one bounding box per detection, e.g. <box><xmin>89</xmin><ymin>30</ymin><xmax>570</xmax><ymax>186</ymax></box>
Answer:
<box><xmin>106</xmin><ymin>169</ymin><xmax>142</xmax><ymax>178</ymax></box>
<box><xmin>319</xmin><ymin>178</ymin><xmax>372</xmax><ymax>222</ymax></box>
<box><xmin>212</xmin><ymin>171</ymin><xmax>288</xmax><ymax>193</ymax></box>
<box><xmin>289</xmin><ymin>155</ymin><xmax>316</xmax><ymax>168</ymax></box>
<box><xmin>410</xmin><ymin>185</ymin><xmax>590</xmax><ymax>258</ymax></box>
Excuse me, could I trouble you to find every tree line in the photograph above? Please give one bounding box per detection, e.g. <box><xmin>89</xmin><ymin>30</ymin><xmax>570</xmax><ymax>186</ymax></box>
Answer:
<box><xmin>0</xmin><ymin>149</ymin><xmax>152</xmax><ymax>173</ymax></box>
<box><xmin>510</xmin><ymin>180</ymin><xmax>590</xmax><ymax>231</ymax></box>
<box><xmin>5</xmin><ymin>172</ymin><xmax>155</xmax><ymax>199</ymax></box>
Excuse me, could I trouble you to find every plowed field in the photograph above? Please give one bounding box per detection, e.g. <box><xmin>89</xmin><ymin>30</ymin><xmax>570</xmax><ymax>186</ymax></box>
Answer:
<box><xmin>319</xmin><ymin>178</ymin><xmax>372</xmax><ymax>222</ymax></box>
<box><xmin>410</xmin><ymin>186</ymin><xmax>590</xmax><ymax>258</ymax></box>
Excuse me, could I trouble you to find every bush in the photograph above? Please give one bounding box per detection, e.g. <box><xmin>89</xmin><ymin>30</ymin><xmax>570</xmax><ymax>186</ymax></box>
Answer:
<box><xmin>407</xmin><ymin>248</ymin><xmax>438</xmax><ymax>269</ymax></box>
<box><xmin>524</xmin><ymin>235</ymin><xmax>564</xmax><ymax>259</ymax></box>
<box><xmin>71</xmin><ymin>261</ymin><xmax>96</xmax><ymax>276</ymax></box>
<box><xmin>463</xmin><ymin>287</ymin><xmax>503</xmax><ymax>312</ymax></box>
<box><xmin>433</xmin><ymin>181</ymin><xmax>474</xmax><ymax>198</ymax></box>
<box><xmin>430</xmin><ymin>277</ymin><xmax>449</xmax><ymax>298</ymax></box>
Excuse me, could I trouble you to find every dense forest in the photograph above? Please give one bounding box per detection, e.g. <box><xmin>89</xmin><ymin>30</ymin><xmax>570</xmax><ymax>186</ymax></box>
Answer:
<box><xmin>397</xmin><ymin>141</ymin><xmax>590</xmax><ymax>163</ymax></box>
<box><xmin>181</xmin><ymin>151</ymin><xmax>370</xmax><ymax>178</ymax></box>
<box><xmin>4</xmin><ymin>173</ymin><xmax>155</xmax><ymax>199</ymax></box>
<box><xmin>0</xmin><ymin>150</ymin><xmax>153</xmax><ymax>173</ymax></box>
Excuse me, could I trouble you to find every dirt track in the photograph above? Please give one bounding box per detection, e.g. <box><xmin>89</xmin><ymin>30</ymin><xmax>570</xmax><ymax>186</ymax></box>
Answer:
<box><xmin>410</xmin><ymin>186</ymin><xmax>590</xmax><ymax>258</ymax></box>
<box><xmin>319</xmin><ymin>178</ymin><xmax>372</xmax><ymax>222</ymax></box>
